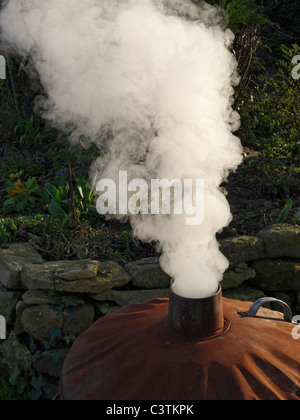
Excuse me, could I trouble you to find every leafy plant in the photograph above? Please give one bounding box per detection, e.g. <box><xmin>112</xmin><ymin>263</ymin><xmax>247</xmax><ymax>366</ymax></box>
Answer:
<box><xmin>42</xmin><ymin>327</ymin><xmax>63</xmax><ymax>350</ymax></box>
<box><xmin>14</xmin><ymin>113</ymin><xmax>57</xmax><ymax>146</ymax></box>
<box><xmin>239</xmin><ymin>44</ymin><xmax>300</xmax><ymax>156</ymax></box>
<box><xmin>42</xmin><ymin>180</ymin><xmax>71</xmax><ymax>217</ymax></box>
<box><xmin>8</xmin><ymin>366</ymin><xmax>28</xmax><ymax>399</ymax></box>
<box><xmin>218</xmin><ymin>0</ymin><xmax>269</xmax><ymax>33</ymax></box>
<box><xmin>3</xmin><ymin>174</ymin><xmax>40</xmax><ymax>214</ymax></box>
<box><xmin>74</xmin><ymin>174</ymin><xmax>96</xmax><ymax>215</ymax></box>
<box><xmin>0</xmin><ymin>218</ymin><xmax>16</xmax><ymax>243</ymax></box>
<box><xmin>29</xmin><ymin>374</ymin><xmax>45</xmax><ymax>401</ymax></box>
<box><xmin>42</xmin><ymin>174</ymin><xmax>96</xmax><ymax>218</ymax></box>
<box><xmin>8</xmin><ymin>352</ymin><xmax>43</xmax><ymax>400</ymax></box>
<box><xmin>0</xmin><ymin>214</ymin><xmax>50</xmax><ymax>243</ymax></box>
<box><xmin>278</xmin><ymin>199</ymin><xmax>293</xmax><ymax>223</ymax></box>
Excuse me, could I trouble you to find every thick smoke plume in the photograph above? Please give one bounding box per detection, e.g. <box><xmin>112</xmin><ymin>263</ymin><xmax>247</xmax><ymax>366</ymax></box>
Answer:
<box><xmin>0</xmin><ymin>0</ymin><xmax>243</xmax><ymax>298</ymax></box>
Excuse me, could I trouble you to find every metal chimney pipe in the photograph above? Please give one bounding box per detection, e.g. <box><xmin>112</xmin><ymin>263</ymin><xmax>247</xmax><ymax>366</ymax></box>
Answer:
<box><xmin>168</xmin><ymin>285</ymin><xmax>225</xmax><ymax>340</ymax></box>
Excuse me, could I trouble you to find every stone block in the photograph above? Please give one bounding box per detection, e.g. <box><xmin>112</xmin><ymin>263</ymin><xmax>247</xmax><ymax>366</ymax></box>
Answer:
<box><xmin>222</xmin><ymin>285</ymin><xmax>266</xmax><ymax>303</ymax></box>
<box><xmin>219</xmin><ymin>236</ymin><xmax>265</xmax><ymax>265</ymax></box>
<box><xmin>0</xmin><ymin>243</ymin><xmax>44</xmax><ymax>288</ymax></box>
<box><xmin>222</xmin><ymin>263</ymin><xmax>256</xmax><ymax>290</ymax></box>
<box><xmin>21</xmin><ymin>260</ymin><xmax>131</xmax><ymax>293</ymax></box>
<box><xmin>125</xmin><ymin>257</ymin><xmax>171</xmax><ymax>289</ymax></box>
<box><xmin>0</xmin><ymin>331</ymin><xmax>31</xmax><ymax>371</ymax></box>
<box><xmin>33</xmin><ymin>348</ymin><xmax>69</xmax><ymax>378</ymax></box>
<box><xmin>0</xmin><ymin>291</ymin><xmax>21</xmax><ymax>325</ymax></box>
<box><xmin>91</xmin><ymin>288</ymin><xmax>170</xmax><ymax>308</ymax></box>
<box><xmin>20</xmin><ymin>304</ymin><xmax>63</xmax><ymax>341</ymax></box>
<box><xmin>257</xmin><ymin>224</ymin><xmax>300</xmax><ymax>258</ymax></box>
<box><xmin>20</xmin><ymin>302</ymin><xmax>95</xmax><ymax>342</ymax></box>
<box><xmin>252</xmin><ymin>259</ymin><xmax>300</xmax><ymax>291</ymax></box>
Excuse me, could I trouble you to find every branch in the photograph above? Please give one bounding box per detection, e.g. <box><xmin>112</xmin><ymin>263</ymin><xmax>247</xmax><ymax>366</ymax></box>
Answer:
<box><xmin>67</xmin><ymin>161</ymin><xmax>79</xmax><ymax>225</ymax></box>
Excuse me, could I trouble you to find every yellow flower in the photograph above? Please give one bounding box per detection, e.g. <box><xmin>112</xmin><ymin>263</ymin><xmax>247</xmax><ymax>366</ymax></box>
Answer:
<box><xmin>21</xmin><ymin>188</ymin><xmax>28</xmax><ymax>195</ymax></box>
<box><xmin>9</xmin><ymin>173</ymin><xmax>14</xmax><ymax>179</ymax></box>
<box><xmin>14</xmin><ymin>182</ymin><xmax>21</xmax><ymax>190</ymax></box>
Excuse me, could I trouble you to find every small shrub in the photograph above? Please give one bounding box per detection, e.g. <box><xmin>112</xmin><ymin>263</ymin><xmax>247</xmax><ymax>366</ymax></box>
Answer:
<box><xmin>239</xmin><ymin>44</ymin><xmax>300</xmax><ymax>158</ymax></box>
<box><xmin>14</xmin><ymin>113</ymin><xmax>58</xmax><ymax>147</ymax></box>
<box><xmin>42</xmin><ymin>174</ymin><xmax>96</xmax><ymax>218</ymax></box>
<box><xmin>3</xmin><ymin>174</ymin><xmax>40</xmax><ymax>214</ymax></box>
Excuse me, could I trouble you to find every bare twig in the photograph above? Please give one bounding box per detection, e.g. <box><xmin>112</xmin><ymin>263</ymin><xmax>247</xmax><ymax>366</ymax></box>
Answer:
<box><xmin>67</xmin><ymin>161</ymin><xmax>79</xmax><ymax>225</ymax></box>
<box><xmin>4</xmin><ymin>52</ymin><xmax>19</xmax><ymax>113</ymax></box>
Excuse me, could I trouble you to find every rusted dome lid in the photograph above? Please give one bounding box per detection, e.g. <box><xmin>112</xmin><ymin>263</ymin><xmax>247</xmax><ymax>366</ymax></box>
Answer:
<box><xmin>60</xmin><ymin>297</ymin><xmax>300</xmax><ymax>400</ymax></box>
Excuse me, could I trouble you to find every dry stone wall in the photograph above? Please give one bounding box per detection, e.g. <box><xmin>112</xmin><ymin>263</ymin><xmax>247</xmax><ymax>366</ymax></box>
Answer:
<box><xmin>0</xmin><ymin>223</ymin><xmax>299</xmax><ymax>399</ymax></box>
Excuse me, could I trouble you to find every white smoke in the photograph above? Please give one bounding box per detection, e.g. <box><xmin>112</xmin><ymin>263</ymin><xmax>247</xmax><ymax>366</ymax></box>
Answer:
<box><xmin>0</xmin><ymin>0</ymin><xmax>243</xmax><ymax>298</ymax></box>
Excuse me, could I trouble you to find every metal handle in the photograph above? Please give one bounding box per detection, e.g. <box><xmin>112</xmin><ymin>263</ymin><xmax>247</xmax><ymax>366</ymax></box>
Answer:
<box><xmin>239</xmin><ymin>297</ymin><xmax>293</xmax><ymax>323</ymax></box>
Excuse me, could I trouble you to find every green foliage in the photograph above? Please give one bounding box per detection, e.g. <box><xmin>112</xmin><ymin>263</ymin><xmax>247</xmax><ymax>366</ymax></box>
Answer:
<box><xmin>42</xmin><ymin>180</ymin><xmax>70</xmax><ymax>217</ymax></box>
<box><xmin>240</xmin><ymin>44</ymin><xmax>300</xmax><ymax>153</ymax></box>
<box><xmin>0</xmin><ymin>218</ymin><xmax>16</xmax><ymax>243</ymax></box>
<box><xmin>29</xmin><ymin>374</ymin><xmax>45</xmax><ymax>401</ymax></box>
<box><xmin>42</xmin><ymin>327</ymin><xmax>63</xmax><ymax>350</ymax></box>
<box><xmin>42</xmin><ymin>174</ymin><xmax>96</xmax><ymax>218</ymax></box>
<box><xmin>219</xmin><ymin>0</ymin><xmax>268</xmax><ymax>33</ymax></box>
<box><xmin>202</xmin><ymin>0</ymin><xmax>269</xmax><ymax>33</ymax></box>
<box><xmin>5</xmin><ymin>327</ymin><xmax>66</xmax><ymax>400</ymax></box>
<box><xmin>3</xmin><ymin>175</ymin><xmax>40</xmax><ymax>214</ymax></box>
<box><xmin>74</xmin><ymin>173</ymin><xmax>96</xmax><ymax>215</ymax></box>
<box><xmin>14</xmin><ymin>113</ymin><xmax>58</xmax><ymax>146</ymax></box>
<box><xmin>278</xmin><ymin>199</ymin><xmax>293</xmax><ymax>223</ymax></box>
<box><xmin>7</xmin><ymin>366</ymin><xmax>28</xmax><ymax>399</ymax></box>
<box><xmin>0</xmin><ymin>214</ymin><xmax>47</xmax><ymax>243</ymax></box>
<box><xmin>8</xmin><ymin>355</ymin><xmax>43</xmax><ymax>400</ymax></box>
<box><xmin>64</xmin><ymin>332</ymin><xmax>76</xmax><ymax>345</ymax></box>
